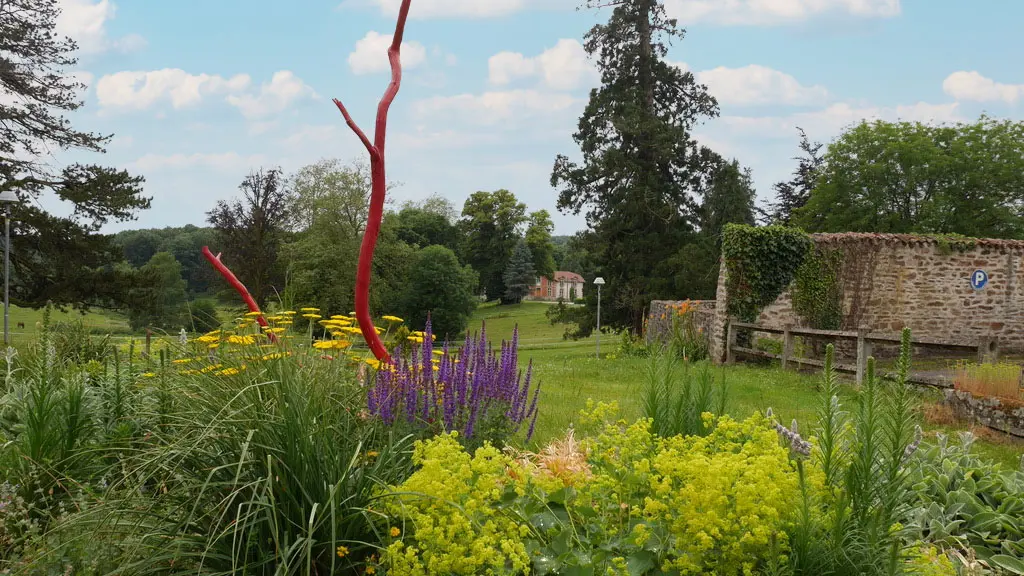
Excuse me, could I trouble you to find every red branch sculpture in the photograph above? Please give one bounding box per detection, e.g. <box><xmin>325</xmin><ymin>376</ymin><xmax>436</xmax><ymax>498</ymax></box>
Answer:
<box><xmin>333</xmin><ymin>0</ymin><xmax>413</xmax><ymax>362</ymax></box>
<box><xmin>201</xmin><ymin>246</ymin><xmax>276</xmax><ymax>342</ymax></box>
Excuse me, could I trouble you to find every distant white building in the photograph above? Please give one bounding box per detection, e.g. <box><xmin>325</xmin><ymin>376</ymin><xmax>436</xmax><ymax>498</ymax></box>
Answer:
<box><xmin>529</xmin><ymin>271</ymin><xmax>585</xmax><ymax>301</ymax></box>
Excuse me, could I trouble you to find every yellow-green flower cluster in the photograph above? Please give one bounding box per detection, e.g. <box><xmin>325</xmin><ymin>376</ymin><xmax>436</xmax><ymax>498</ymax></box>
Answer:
<box><xmin>381</xmin><ymin>433</ymin><xmax>531</xmax><ymax>575</ymax></box>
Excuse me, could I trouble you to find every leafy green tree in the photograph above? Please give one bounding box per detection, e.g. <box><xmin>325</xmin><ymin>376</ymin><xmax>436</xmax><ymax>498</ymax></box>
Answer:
<box><xmin>399</xmin><ymin>245</ymin><xmax>478</xmax><ymax>339</ymax></box>
<box><xmin>283</xmin><ymin>160</ymin><xmax>412</xmax><ymax>317</ymax></box>
<box><xmin>551</xmin><ymin>0</ymin><xmax>719</xmax><ymax>332</ymax></box>
<box><xmin>390</xmin><ymin>205</ymin><xmax>459</xmax><ymax>252</ymax></box>
<box><xmin>765</xmin><ymin>128</ymin><xmax>823</xmax><ymax>225</ymax></box>
<box><xmin>116</xmin><ymin>230</ymin><xmax>163</xmax><ymax>268</ymax></box>
<box><xmin>187</xmin><ymin>298</ymin><xmax>222</xmax><ymax>333</ymax></box>
<box><xmin>795</xmin><ymin>116</ymin><xmax>1024</xmax><ymax>238</ymax></box>
<box><xmin>503</xmin><ymin>240</ymin><xmax>537</xmax><ymax>305</ymax></box>
<box><xmin>128</xmin><ymin>252</ymin><xmax>188</xmax><ymax>331</ymax></box>
<box><xmin>459</xmin><ymin>190</ymin><xmax>527</xmax><ymax>302</ymax></box>
<box><xmin>2</xmin><ymin>0</ymin><xmax>148</xmax><ymax>310</ymax></box>
<box><xmin>207</xmin><ymin>169</ymin><xmax>291</xmax><ymax>307</ymax></box>
<box><xmin>525</xmin><ymin>210</ymin><xmax>557</xmax><ymax>279</ymax></box>
<box><xmin>287</xmin><ymin>158</ymin><xmax>381</xmax><ymax>235</ymax></box>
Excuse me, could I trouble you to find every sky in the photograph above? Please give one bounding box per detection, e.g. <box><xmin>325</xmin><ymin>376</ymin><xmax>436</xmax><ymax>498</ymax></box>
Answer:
<box><xmin>41</xmin><ymin>0</ymin><xmax>1024</xmax><ymax>235</ymax></box>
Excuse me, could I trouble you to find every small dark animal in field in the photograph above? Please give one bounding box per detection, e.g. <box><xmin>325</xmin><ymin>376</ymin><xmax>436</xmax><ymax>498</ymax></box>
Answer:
<box><xmin>16</xmin><ymin>322</ymin><xmax>24</xmax><ymax>329</ymax></box>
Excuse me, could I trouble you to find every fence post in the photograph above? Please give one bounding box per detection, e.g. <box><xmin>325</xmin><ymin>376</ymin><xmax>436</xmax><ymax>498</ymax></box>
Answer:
<box><xmin>782</xmin><ymin>326</ymin><xmax>793</xmax><ymax>370</ymax></box>
<box><xmin>145</xmin><ymin>328</ymin><xmax>152</xmax><ymax>359</ymax></box>
<box><xmin>978</xmin><ymin>337</ymin><xmax>996</xmax><ymax>364</ymax></box>
<box><xmin>856</xmin><ymin>328</ymin><xmax>869</xmax><ymax>386</ymax></box>
<box><xmin>726</xmin><ymin>321</ymin><xmax>737</xmax><ymax>364</ymax></box>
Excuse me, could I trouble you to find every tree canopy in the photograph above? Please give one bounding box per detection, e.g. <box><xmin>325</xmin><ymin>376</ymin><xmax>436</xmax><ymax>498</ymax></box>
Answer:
<box><xmin>207</xmin><ymin>169</ymin><xmax>291</xmax><ymax>307</ymax></box>
<box><xmin>459</xmin><ymin>190</ymin><xmax>527</xmax><ymax>303</ymax></box>
<box><xmin>2</xmin><ymin>0</ymin><xmax>148</xmax><ymax>309</ymax></box>
<box><xmin>795</xmin><ymin>116</ymin><xmax>1024</xmax><ymax>238</ymax></box>
<box><xmin>398</xmin><ymin>245</ymin><xmax>478</xmax><ymax>339</ymax></box>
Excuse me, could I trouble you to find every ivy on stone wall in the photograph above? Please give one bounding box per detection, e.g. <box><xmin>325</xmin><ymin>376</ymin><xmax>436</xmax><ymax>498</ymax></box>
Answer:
<box><xmin>791</xmin><ymin>246</ymin><xmax>843</xmax><ymax>329</ymax></box>
<box><xmin>928</xmin><ymin>233</ymin><xmax>978</xmax><ymax>255</ymax></box>
<box><xmin>721</xmin><ymin>224</ymin><xmax>812</xmax><ymax>322</ymax></box>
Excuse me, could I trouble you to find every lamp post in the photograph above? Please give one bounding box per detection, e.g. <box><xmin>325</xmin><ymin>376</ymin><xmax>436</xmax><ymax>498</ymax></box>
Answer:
<box><xmin>593</xmin><ymin>277</ymin><xmax>605</xmax><ymax>358</ymax></box>
<box><xmin>0</xmin><ymin>190</ymin><xmax>17</xmax><ymax>347</ymax></box>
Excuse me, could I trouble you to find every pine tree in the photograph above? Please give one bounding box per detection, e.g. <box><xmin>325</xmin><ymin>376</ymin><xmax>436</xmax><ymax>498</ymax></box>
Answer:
<box><xmin>2</xmin><ymin>0</ymin><xmax>148</xmax><ymax>309</ymax></box>
<box><xmin>503</xmin><ymin>240</ymin><xmax>537</xmax><ymax>305</ymax></box>
<box><xmin>766</xmin><ymin>128</ymin><xmax>824</xmax><ymax>225</ymax></box>
<box><xmin>551</xmin><ymin>0</ymin><xmax>719</xmax><ymax>332</ymax></box>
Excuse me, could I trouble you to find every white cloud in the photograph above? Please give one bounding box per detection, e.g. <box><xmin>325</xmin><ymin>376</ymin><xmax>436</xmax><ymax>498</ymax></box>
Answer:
<box><xmin>347</xmin><ymin>31</ymin><xmax>427</xmax><ymax>75</ymax></box>
<box><xmin>56</xmin><ymin>0</ymin><xmax>146</xmax><ymax>54</ymax></box>
<box><xmin>489</xmin><ymin>39</ymin><xmax>597</xmax><ymax>91</ymax></box>
<box><xmin>665</xmin><ymin>0</ymin><xmax>900</xmax><ymax>25</ymax></box>
<box><xmin>943</xmin><ymin>71</ymin><xmax>1023</xmax><ymax>104</ymax></box>
<box><xmin>131</xmin><ymin>152</ymin><xmax>269</xmax><ymax>173</ymax></box>
<box><xmin>96</xmin><ymin>69</ymin><xmax>251</xmax><ymax>110</ymax></box>
<box><xmin>414</xmin><ymin>89</ymin><xmax>581</xmax><ymax>125</ymax></box>
<box><xmin>225</xmin><ymin>71</ymin><xmax>319</xmax><ymax>118</ymax></box>
<box><xmin>719</xmin><ymin>101</ymin><xmax>963</xmax><ymax>142</ymax></box>
<box><xmin>697</xmin><ymin>64</ymin><xmax>829</xmax><ymax>106</ymax></box>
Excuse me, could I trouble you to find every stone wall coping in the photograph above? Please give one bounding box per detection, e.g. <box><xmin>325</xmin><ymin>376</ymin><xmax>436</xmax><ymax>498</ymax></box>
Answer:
<box><xmin>812</xmin><ymin>232</ymin><xmax>1024</xmax><ymax>249</ymax></box>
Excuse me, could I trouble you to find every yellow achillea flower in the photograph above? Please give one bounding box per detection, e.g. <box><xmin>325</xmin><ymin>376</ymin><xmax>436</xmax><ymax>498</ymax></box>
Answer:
<box><xmin>374</xmin><ymin>327</ymin><xmax>385</xmax><ymax>335</ymax></box>
<box><xmin>313</xmin><ymin>340</ymin><xmax>352</xmax><ymax>350</ymax></box>
<box><xmin>432</xmin><ymin>350</ymin><xmax>444</xmax><ymax>356</ymax></box>
<box><xmin>390</xmin><ymin>527</ymin><xmax>400</xmax><ymax>538</ymax></box>
<box><xmin>172</xmin><ymin>358</ymin><xmax>195</xmax><ymax>365</ymax></box>
<box><xmin>381</xmin><ymin>315</ymin><xmax>403</xmax><ymax>323</ymax></box>
<box><xmin>364</xmin><ymin>358</ymin><xmax>382</xmax><ymax>370</ymax></box>
<box><xmin>208</xmin><ymin>343</ymin><xmax>220</xmax><ymax>349</ymax></box>
<box><xmin>336</xmin><ymin>545</ymin><xmax>349</xmax><ymax>558</ymax></box>
<box><xmin>300</xmin><ymin>307</ymin><xmax>320</xmax><ymax>312</ymax></box>
<box><xmin>263</xmin><ymin>327</ymin><xmax>287</xmax><ymax>334</ymax></box>
<box><xmin>227</xmin><ymin>335</ymin><xmax>256</xmax><ymax>346</ymax></box>
<box><xmin>283</xmin><ymin>311</ymin><xmax>297</xmax><ymax>316</ymax></box>
<box><xmin>197</xmin><ymin>334</ymin><xmax>220</xmax><ymax>343</ymax></box>
<box><xmin>331</xmin><ymin>315</ymin><xmax>352</xmax><ymax>321</ymax></box>
<box><xmin>266</xmin><ymin>315</ymin><xmax>283</xmax><ymax>322</ymax></box>
<box><xmin>244</xmin><ymin>311</ymin><xmax>263</xmax><ymax>318</ymax></box>
<box><xmin>200</xmin><ymin>364</ymin><xmax>224</xmax><ymax>374</ymax></box>
<box><xmin>216</xmin><ymin>367</ymin><xmax>241</xmax><ymax>376</ymax></box>
<box><xmin>141</xmin><ymin>372</ymin><xmax>157</xmax><ymax>378</ymax></box>
<box><xmin>303</xmin><ymin>314</ymin><xmax>322</xmax><ymax>320</ymax></box>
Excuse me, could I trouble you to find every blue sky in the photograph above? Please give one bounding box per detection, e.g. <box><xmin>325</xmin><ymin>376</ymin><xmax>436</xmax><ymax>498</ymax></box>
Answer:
<box><xmin>46</xmin><ymin>0</ymin><xmax>1024</xmax><ymax>234</ymax></box>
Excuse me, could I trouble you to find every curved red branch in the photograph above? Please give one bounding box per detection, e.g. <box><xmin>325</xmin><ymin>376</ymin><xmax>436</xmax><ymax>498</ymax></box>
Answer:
<box><xmin>335</xmin><ymin>0</ymin><xmax>412</xmax><ymax>362</ymax></box>
<box><xmin>201</xmin><ymin>246</ymin><xmax>276</xmax><ymax>343</ymax></box>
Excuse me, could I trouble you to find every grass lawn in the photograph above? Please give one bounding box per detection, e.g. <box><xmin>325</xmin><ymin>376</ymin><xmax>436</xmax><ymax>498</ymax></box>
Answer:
<box><xmin>474</xmin><ymin>302</ymin><xmax>1024</xmax><ymax>469</ymax></box>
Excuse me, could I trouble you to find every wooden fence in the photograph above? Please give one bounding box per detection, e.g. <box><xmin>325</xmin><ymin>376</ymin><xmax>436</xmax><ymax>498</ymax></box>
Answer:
<box><xmin>725</xmin><ymin>321</ymin><xmax>1000</xmax><ymax>388</ymax></box>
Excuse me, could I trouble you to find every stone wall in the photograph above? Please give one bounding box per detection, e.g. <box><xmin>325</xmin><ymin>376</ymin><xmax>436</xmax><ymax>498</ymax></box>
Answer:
<box><xmin>710</xmin><ymin>233</ymin><xmax>1024</xmax><ymax>362</ymax></box>
<box><xmin>647</xmin><ymin>300</ymin><xmax>716</xmax><ymax>346</ymax></box>
<box><xmin>945</xmin><ymin>390</ymin><xmax>1024</xmax><ymax>438</ymax></box>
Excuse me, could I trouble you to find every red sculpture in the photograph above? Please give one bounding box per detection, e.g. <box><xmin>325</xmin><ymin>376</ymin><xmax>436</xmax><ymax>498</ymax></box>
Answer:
<box><xmin>201</xmin><ymin>246</ymin><xmax>275</xmax><ymax>342</ymax></box>
<box><xmin>333</xmin><ymin>0</ymin><xmax>413</xmax><ymax>362</ymax></box>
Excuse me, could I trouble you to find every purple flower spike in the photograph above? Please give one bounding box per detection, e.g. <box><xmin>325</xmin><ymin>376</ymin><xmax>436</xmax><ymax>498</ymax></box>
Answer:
<box><xmin>364</xmin><ymin>322</ymin><xmax>540</xmax><ymax>441</ymax></box>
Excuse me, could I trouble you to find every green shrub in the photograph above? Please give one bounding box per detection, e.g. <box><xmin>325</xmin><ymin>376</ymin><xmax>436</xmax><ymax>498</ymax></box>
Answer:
<box><xmin>186</xmin><ymin>298</ymin><xmax>221</xmax><ymax>333</ymax></box>
<box><xmin>398</xmin><ymin>245</ymin><xmax>479</xmax><ymax>339</ymax></box>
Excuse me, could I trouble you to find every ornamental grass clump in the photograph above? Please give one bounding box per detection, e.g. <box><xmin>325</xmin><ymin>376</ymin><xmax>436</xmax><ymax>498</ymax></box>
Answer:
<box><xmin>367</xmin><ymin>321</ymin><xmax>541</xmax><ymax>445</ymax></box>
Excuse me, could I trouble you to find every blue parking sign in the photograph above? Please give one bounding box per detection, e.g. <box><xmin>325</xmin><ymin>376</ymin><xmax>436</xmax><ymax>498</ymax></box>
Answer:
<box><xmin>971</xmin><ymin>269</ymin><xmax>988</xmax><ymax>291</ymax></box>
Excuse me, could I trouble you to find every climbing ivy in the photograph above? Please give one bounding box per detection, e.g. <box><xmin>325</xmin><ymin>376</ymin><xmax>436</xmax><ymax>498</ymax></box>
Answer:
<box><xmin>721</xmin><ymin>224</ymin><xmax>812</xmax><ymax>322</ymax></box>
<box><xmin>927</xmin><ymin>233</ymin><xmax>978</xmax><ymax>255</ymax></box>
<box><xmin>791</xmin><ymin>246</ymin><xmax>844</xmax><ymax>330</ymax></box>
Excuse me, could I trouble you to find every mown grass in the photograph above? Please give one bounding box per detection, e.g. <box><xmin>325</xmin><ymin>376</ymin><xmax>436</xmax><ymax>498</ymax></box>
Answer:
<box><xmin>474</xmin><ymin>302</ymin><xmax>1024</xmax><ymax>469</ymax></box>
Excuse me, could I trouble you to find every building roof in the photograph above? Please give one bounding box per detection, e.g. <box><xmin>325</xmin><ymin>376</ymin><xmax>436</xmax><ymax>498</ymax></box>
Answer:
<box><xmin>812</xmin><ymin>232</ymin><xmax>1024</xmax><ymax>249</ymax></box>
<box><xmin>553</xmin><ymin>271</ymin><xmax>585</xmax><ymax>283</ymax></box>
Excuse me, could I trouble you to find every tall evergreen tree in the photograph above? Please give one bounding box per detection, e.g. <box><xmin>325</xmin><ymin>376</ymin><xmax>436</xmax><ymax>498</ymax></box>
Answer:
<box><xmin>551</xmin><ymin>0</ymin><xmax>719</xmax><ymax>332</ymax></box>
<box><xmin>2</xmin><ymin>0</ymin><xmax>148</xmax><ymax>309</ymax></box>
<box><xmin>766</xmin><ymin>128</ymin><xmax>823</xmax><ymax>225</ymax></box>
<box><xmin>503</xmin><ymin>240</ymin><xmax>537</xmax><ymax>305</ymax></box>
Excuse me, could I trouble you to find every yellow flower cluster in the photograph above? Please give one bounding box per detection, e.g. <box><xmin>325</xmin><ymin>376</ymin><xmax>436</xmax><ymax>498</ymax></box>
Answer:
<box><xmin>381</xmin><ymin>433</ymin><xmax>531</xmax><ymax>575</ymax></box>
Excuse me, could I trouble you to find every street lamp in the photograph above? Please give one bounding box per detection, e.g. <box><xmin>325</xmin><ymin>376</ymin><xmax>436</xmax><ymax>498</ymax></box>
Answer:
<box><xmin>0</xmin><ymin>190</ymin><xmax>18</xmax><ymax>346</ymax></box>
<box><xmin>593</xmin><ymin>277</ymin><xmax>605</xmax><ymax>358</ymax></box>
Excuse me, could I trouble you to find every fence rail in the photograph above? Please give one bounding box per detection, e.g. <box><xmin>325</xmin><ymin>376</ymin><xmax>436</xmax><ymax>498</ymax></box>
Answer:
<box><xmin>726</xmin><ymin>321</ymin><xmax>999</xmax><ymax>388</ymax></box>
